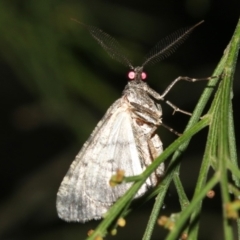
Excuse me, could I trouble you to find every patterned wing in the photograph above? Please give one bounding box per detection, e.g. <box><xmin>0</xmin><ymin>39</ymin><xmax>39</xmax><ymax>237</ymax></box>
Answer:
<box><xmin>56</xmin><ymin>99</ymin><xmax>150</xmax><ymax>222</ymax></box>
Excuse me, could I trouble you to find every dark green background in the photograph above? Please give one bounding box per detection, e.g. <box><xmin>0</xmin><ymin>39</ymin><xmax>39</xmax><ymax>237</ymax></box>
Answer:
<box><xmin>0</xmin><ymin>1</ymin><xmax>239</xmax><ymax>239</ymax></box>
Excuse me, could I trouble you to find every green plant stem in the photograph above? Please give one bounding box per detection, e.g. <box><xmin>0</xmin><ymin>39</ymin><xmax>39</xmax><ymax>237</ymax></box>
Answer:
<box><xmin>220</xmin><ymin>18</ymin><xmax>240</xmax><ymax>239</ymax></box>
<box><xmin>227</xmin><ymin>162</ymin><xmax>240</xmax><ymax>180</ymax></box>
<box><xmin>173</xmin><ymin>172</ymin><xmax>189</xmax><ymax>210</ymax></box>
<box><xmin>187</xmin><ymin>123</ymin><xmax>214</xmax><ymax>239</ymax></box>
<box><xmin>187</xmin><ymin>66</ymin><xmax>226</xmax><ymax>240</ymax></box>
<box><xmin>218</xmin><ymin>71</ymin><xmax>234</xmax><ymax>240</ymax></box>
<box><xmin>165</xmin><ymin>174</ymin><xmax>220</xmax><ymax>240</ymax></box>
<box><xmin>228</xmin><ymin>100</ymin><xmax>239</xmax><ymax>186</ymax></box>
<box><xmin>142</xmin><ymin>178</ymin><xmax>169</xmax><ymax>240</ymax></box>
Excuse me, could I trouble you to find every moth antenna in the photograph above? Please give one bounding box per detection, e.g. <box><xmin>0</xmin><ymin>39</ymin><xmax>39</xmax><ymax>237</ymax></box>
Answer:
<box><xmin>142</xmin><ymin>20</ymin><xmax>204</xmax><ymax>67</ymax></box>
<box><xmin>71</xmin><ymin>18</ymin><xmax>134</xmax><ymax>69</ymax></box>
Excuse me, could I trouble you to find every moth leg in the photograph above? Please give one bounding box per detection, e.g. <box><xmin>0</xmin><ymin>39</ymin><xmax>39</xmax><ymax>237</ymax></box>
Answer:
<box><xmin>161</xmin><ymin>76</ymin><xmax>216</xmax><ymax>117</ymax></box>
<box><xmin>161</xmin><ymin>122</ymin><xmax>181</xmax><ymax>136</ymax></box>
<box><xmin>160</xmin><ymin>76</ymin><xmax>214</xmax><ymax>99</ymax></box>
<box><xmin>166</xmin><ymin>100</ymin><xmax>192</xmax><ymax>116</ymax></box>
<box><xmin>130</xmin><ymin>102</ymin><xmax>161</xmax><ymax>125</ymax></box>
<box><xmin>131</xmin><ymin>97</ymin><xmax>183</xmax><ymax>137</ymax></box>
<box><xmin>165</xmin><ymin>101</ymin><xmax>206</xmax><ymax>120</ymax></box>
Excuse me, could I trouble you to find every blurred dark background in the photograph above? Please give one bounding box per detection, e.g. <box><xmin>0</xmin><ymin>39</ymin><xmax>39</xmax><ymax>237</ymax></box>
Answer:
<box><xmin>0</xmin><ymin>1</ymin><xmax>239</xmax><ymax>239</ymax></box>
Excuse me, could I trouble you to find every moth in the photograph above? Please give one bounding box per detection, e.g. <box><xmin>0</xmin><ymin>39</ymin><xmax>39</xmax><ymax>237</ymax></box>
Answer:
<box><xmin>56</xmin><ymin>20</ymin><xmax>204</xmax><ymax>222</ymax></box>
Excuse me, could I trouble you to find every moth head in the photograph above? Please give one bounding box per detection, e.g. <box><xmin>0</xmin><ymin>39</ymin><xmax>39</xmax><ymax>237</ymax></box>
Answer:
<box><xmin>128</xmin><ymin>66</ymin><xmax>147</xmax><ymax>82</ymax></box>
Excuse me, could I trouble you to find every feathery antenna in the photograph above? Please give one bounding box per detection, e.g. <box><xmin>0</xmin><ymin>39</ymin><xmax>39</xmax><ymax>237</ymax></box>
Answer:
<box><xmin>142</xmin><ymin>21</ymin><xmax>204</xmax><ymax>67</ymax></box>
<box><xmin>71</xmin><ymin>18</ymin><xmax>133</xmax><ymax>69</ymax></box>
<box><xmin>71</xmin><ymin>19</ymin><xmax>204</xmax><ymax>69</ymax></box>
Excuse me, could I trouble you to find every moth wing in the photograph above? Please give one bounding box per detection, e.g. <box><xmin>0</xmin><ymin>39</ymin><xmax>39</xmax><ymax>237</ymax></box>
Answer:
<box><xmin>56</xmin><ymin>99</ymin><xmax>148</xmax><ymax>222</ymax></box>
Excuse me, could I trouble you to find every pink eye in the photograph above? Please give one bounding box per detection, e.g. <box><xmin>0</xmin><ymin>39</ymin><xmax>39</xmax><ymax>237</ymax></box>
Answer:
<box><xmin>141</xmin><ymin>72</ymin><xmax>147</xmax><ymax>80</ymax></box>
<box><xmin>128</xmin><ymin>71</ymin><xmax>135</xmax><ymax>80</ymax></box>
